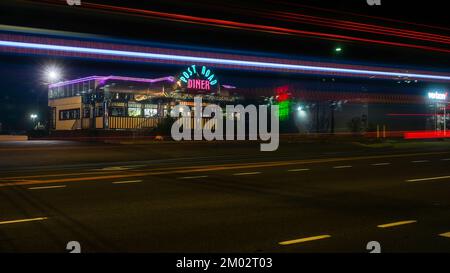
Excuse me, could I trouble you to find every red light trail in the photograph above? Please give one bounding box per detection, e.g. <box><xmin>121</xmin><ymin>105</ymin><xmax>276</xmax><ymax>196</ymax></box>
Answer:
<box><xmin>269</xmin><ymin>1</ymin><xmax>450</xmax><ymax>33</ymax></box>
<box><xmin>404</xmin><ymin>131</ymin><xmax>450</xmax><ymax>139</ymax></box>
<box><xmin>33</xmin><ymin>0</ymin><xmax>450</xmax><ymax>54</ymax></box>
<box><xmin>267</xmin><ymin>11</ymin><xmax>450</xmax><ymax>45</ymax></box>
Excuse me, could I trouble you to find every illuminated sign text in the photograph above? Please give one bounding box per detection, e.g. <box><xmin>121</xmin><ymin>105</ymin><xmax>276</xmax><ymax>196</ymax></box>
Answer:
<box><xmin>179</xmin><ymin>65</ymin><xmax>217</xmax><ymax>91</ymax></box>
<box><xmin>428</xmin><ymin>91</ymin><xmax>448</xmax><ymax>100</ymax></box>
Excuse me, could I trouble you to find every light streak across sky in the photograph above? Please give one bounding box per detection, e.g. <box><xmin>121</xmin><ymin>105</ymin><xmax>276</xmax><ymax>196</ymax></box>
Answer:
<box><xmin>1</xmin><ymin>39</ymin><xmax>449</xmax><ymax>82</ymax></box>
<box><xmin>34</xmin><ymin>0</ymin><xmax>450</xmax><ymax>54</ymax></box>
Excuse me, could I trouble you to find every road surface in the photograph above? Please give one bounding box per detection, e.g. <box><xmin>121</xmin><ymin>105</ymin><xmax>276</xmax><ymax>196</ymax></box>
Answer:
<box><xmin>0</xmin><ymin>140</ymin><xmax>449</xmax><ymax>252</ymax></box>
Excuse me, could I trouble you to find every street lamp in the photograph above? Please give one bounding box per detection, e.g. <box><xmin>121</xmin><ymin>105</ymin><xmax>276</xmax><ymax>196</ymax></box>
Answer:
<box><xmin>44</xmin><ymin>65</ymin><xmax>62</xmax><ymax>83</ymax></box>
<box><xmin>30</xmin><ymin>114</ymin><xmax>38</xmax><ymax>129</ymax></box>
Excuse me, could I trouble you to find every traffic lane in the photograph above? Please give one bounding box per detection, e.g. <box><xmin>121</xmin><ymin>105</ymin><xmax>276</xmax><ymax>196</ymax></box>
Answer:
<box><xmin>1</xmin><ymin>150</ymin><xmax>449</xmax><ymax>221</ymax></box>
<box><xmin>0</xmin><ymin>140</ymin><xmax>280</xmax><ymax>170</ymax></box>
<box><xmin>2</xmin><ymin>150</ymin><xmax>449</xmax><ymax>215</ymax></box>
<box><xmin>276</xmin><ymin>213</ymin><xmax>450</xmax><ymax>253</ymax></box>
<box><xmin>1</xmin><ymin>184</ymin><xmax>449</xmax><ymax>253</ymax></box>
<box><xmin>196</xmin><ymin>161</ymin><xmax>450</xmax><ymax>252</ymax></box>
<box><xmin>1</xmin><ymin>150</ymin><xmax>448</xmax><ymax>188</ymax></box>
<box><xmin>165</xmin><ymin>152</ymin><xmax>450</xmax><ymax>192</ymax></box>
<box><xmin>2</xmin><ymin>175</ymin><xmax>306</xmax><ymax>252</ymax></box>
<box><xmin>1</xmin><ymin>139</ymin><xmax>449</xmax><ymax>171</ymax></box>
<box><xmin>1</xmin><ymin>163</ymin><xmax>450</xmax><ymax>252</ymax></box>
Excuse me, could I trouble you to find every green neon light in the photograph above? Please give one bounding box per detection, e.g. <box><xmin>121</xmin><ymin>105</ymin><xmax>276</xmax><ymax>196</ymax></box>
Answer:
<box><xmin>278</xmin><ymin>100</ymin><xmax>291</xmax><ymax>121</ymax></box>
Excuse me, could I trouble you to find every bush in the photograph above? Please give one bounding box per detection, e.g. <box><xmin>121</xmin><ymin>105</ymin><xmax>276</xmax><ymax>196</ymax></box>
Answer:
<box><xmin>153</xmin><ymin>116</ymin><xmax>176</xmax><ymax>136</ymax></box>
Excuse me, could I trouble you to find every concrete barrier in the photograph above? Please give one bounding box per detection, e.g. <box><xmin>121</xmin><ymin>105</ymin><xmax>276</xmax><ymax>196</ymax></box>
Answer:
<box><xmin>0</xmin><ymin>135</ymin><xmax>28</xmax><ymax>141</ymax></box>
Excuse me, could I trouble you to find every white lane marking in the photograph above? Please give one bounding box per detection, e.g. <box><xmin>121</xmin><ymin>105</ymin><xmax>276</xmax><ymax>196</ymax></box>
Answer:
<box><xmin>406</xmin><ymin>175</ymin><xmax>450</xmax><ymax>182</ymax></box>
<box><xmin>112</xmin><ymin>180</ymin><xmax>143</xmax><ymax>184</ymax></box>
<box><xmin>95</xmin><ymin>165</ymin><xmax>145</xmax><ymax>171</ymax></box>
<box><xmin>179</xmin><ymin>176</ymin><xmax>208</xmax><ymax>179</ymax></box>
<box><xmin>333</xmin><ymin>165</ymin><xmax>352</xmax><ymax>169</ymax></box>
<box><xmin>441</xmin><ymin>158</ymin><xmax>450</xmax><ymax>161</ymax></box>
<box><xmin>377</xmin><ymin>220</ymin><xmax>417</xmax><ymax>228</ymax></box>
<box><xmin>28</xmin><ymin>185</ymin><xmax>67</xmax><ymax>190</ymax></box>
<box><xmin>287</xmin><ymin>168</ymin><xmax>310</xmax><ymax>172</ymax></box>
<box><xmin>0</xmin><ymin>217</ymin><xmax>48</xmax><ymax>225</ymax></box>
<box><xmin>371</xmin><ymin>162</ymin><xmax>391</xmax><ymax>166</ymax></box>
<box><xmin>95</xmin><ymin>167</ymin><xmax>130</xmax><ymax>171</ymax></box>
<box><xmin>411</xmin><ymin>160</ymin><xmax>430</xmax><ymax>163</ymax></box>
<box><xmin>233</xmin><ymin>172</ymin><xmax>262</xmax><ymax>176</ymax></box>
<box><xmin>439</xmin><ymin>232</ymin><xmax>450</xmax><ymax>238</ymax></box>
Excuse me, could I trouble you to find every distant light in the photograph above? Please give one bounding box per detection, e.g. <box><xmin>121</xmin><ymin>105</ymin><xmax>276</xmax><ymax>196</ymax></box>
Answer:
<box><xmin>428</xmin><ymin>91</ymin><xmax>448</xmax><ymax>100</ymax></box>
<box><xmin>335</xmin><ymin>47</ymin><xmax>342</xmax><ymax>52</ymax></box>
<box><xmin>48</xmin><ymin>71</ymin><xmax>58</xmax><ymax>80</ymax></box>
<box><xmin>297</xmin><ymin>105</ymin><xmax>307</xmax><ymax>118</ymax></box>
<box><xmin>44</xmin><ymin>65</ymin><xmax>62</xmax><ymax>83</ymax></box>
<box><xmin>30</xmin><ymin>114</ymin><xmax>38</xmax><ymax>119</ymax></box>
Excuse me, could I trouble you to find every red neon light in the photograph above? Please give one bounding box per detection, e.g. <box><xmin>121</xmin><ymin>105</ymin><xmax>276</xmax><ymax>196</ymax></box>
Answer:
<box><xmin>404</xmin><ymin>130</ymin><xmax>450</xmax><ymax>139</ymax></box>
<box><xmin>275</xmin><ymin>85</ymin><xmax>290</xmax><ymax>102</ymax></box>
<box><xmin>187</xmin><ymin>79</ymin><xmax>210</xmax><ymax>90</ymax></box>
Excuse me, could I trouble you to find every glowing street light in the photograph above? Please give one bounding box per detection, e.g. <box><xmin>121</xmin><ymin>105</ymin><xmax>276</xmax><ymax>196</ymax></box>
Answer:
<box><xmin>43</xmin><ymin>65</ymin><xmax>62</xmax><ymax>83</ymax></box>
<box><xmin>335</xmin><ymin>47</ymin><xmax>342</xmax><ymax>53</ymax></box>
<box><xmin>29</xmin><ymin>113</ymin><xmax>38</xmax><ymax>130</ymax></box>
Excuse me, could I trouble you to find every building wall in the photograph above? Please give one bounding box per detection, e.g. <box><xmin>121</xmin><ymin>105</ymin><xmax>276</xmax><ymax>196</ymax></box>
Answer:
<box><xmin>48</xmin><ymin>96</ymin><xmax>82</xmax><ymax>130</ymax></box>
<box><xmin>334</xmin><ymin>103</ymin><xmax>368</xmax><ymax>133</ymax></box>
<box><xmin>368</xmin><ymin>103</ymin><xmax>429</xmax><ymax>132</ymax></box>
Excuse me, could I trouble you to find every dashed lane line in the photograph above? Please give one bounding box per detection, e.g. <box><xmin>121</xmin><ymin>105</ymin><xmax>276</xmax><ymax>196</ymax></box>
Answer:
<box><xmin>333</xmin><ymin>165</ymin><xmax>352</xmax><ymax>169</ymax></box>
<box><xmin>28</xmin><ymin>185</ymin><xmax>67</xmax><ymax>190</ymax></box>
<box><xmin>406</xmin><ymin>176</ymin><xmax>450</xmax><ymax>182</ymax></box>
<box><xmin>0</xmin><ymin>217</ymin><xmax>48</xmax><ymax>225</ymax></box>
<box><xmin>112</xmin><ymin>180</ymin><xmax>143</xmax><ymax>184</ymax></box>
<box><xmin>279</xmin><ymin>235</ymin><xmax>331</xmax><ymax>246</ymax></box>
<box><xmin>377</xmin><ymin>220</ymin><xmax>417</xmax><ymax>228</ymax></box>
<box><xmin>287</xmin><ymin>168</ymin><xmax>310</xmax><ymax>172</ymax></box>
<box><xmin>178</xmin><ymin>176</ymin><xmax>209</xmax><ymax>179</ymax></box>
<box><xmin>233</xmin><ymin>172</ymin><xmax>262</xmax><ymax>176</ymax></box>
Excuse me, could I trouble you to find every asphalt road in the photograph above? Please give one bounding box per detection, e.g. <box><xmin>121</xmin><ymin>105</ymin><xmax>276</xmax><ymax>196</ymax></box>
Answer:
<box><xmin>1</xmin><ymin>140</ymin><xmax>450</xmax><ymax>253</ymax></box>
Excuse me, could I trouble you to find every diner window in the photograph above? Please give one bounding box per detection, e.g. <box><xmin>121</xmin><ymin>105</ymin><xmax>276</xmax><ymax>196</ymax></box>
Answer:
<box><xmin>144</xmin><ymin>104</ymin><xmax>158</xmax><ymax>117</ymax></box>
<box><xmin>59</xmin><ymin>109</ymin><xmax>80</xmax><ymax>120</ymax></box>
<box><xmin>110</xmin><ymin>107</ymin><xmax>126</xmax><ymax>116</ymax></box>
<box><xmin>128</xmin><ymin>107</ymin><xmax>142</xmax><ymax>117</ymax></box>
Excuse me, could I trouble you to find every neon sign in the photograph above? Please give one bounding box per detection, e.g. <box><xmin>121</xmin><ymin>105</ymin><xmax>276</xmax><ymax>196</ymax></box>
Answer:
<box><xmin>428</xmin><ymin>91</ymin><xmax>448</xmax><ymax>100</ymax></box>
<box><xmin>179</xmin><ymin>65</ymin><xmax>217</xmax><ymax>91</ymax></box>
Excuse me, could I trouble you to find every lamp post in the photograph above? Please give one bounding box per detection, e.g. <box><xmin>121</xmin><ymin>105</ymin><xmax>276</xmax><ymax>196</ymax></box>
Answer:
<box><xmin>44</xmin><ymin>65</ymin><xmax>62</xmax><ymax>83</ymax></box>
<box><xmin>42</xmin><ymin>65</ymin><xmax>63</xmax><ymax>132</ymax></box>
<box><xmin>30</xmin><ymin>114</ymin><xmax>38</xmax><ymax>129</ymax></box>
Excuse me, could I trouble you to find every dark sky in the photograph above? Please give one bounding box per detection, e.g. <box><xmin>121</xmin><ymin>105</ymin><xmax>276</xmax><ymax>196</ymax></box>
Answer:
<box><xmin>0</xmin><ymin>0</ymin><xmax>448</xmax><ymax>130</ymax></box>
